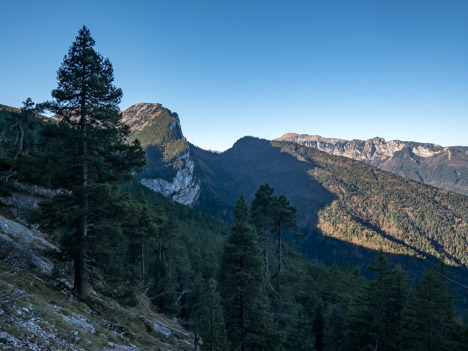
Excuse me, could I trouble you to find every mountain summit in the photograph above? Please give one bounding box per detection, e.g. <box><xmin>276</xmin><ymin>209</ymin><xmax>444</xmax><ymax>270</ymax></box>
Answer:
<box><xmin>122</xmin><ymin>103</ymin><xmax>200</xmax><ymax>205</ymax></box>
<box><xmin>277</xmin><ymin>133</ymin><xmax>468</xmax><ymax>196</ymax></box>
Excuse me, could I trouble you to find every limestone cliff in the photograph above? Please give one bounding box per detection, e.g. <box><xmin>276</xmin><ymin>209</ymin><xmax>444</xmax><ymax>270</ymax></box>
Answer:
<box><xmin>122</xmin><ymin>103</ymin><xmax>200</xmax><ymax>206</ymax></box>
<box><xmin>276</xmin><ymin>133</ymin><xmax>468</xmax><ymax>196</ymax></box>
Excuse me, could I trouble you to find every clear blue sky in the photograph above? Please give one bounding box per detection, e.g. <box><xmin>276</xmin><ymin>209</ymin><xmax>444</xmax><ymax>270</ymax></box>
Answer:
<box><xmin>2</xmin><ymin>1</ymin><xmax>467</xmax><ymax>151</ymax></box>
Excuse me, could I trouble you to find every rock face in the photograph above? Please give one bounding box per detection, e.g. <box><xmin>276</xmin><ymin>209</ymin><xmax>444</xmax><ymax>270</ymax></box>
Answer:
<box><xmin>122</xmin><ymin>103</ymin><xmax>200</xmax><ymax>206</ymax></box>
<box><xmin>276</xmin><ymin>133</ymin><xmax>468</xmax><ymax>196</ymax></box>
<box><xmin>140</xmin><ymin>153</ymin><xmax>200</xmax><ymax>206</ymax></box>
<box><xmin>0</xmin><ymin>214</ymin><xmax>58</xmax><ymax>275</ymax></box>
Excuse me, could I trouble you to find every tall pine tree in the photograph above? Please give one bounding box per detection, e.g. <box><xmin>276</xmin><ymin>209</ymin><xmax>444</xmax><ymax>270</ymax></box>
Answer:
<box><xmin>192</xmin><ymin>278</ymin><xmax>228</xmax><ymax>351</ymax></box>
<box><xmin>219</xmin><ymin>193</ymin><xmax>279</xmax><ymax>350</ymax></box>
<box><xmin>251</xmin><ymin>183</ymin><xmax>275</xmax><ymax>274</ymax></box>
<box><xmin>39</xmin><ymin>26</ymin><xmax>145</xmax><ymax>299</ymax></box>
<box><xmin>411</xmin><ymin>265</ymin><xmax>459</xmax><ymax>351</ymax></box>
<box><xmin>271</xmin><ymin>195</ymin><xmax>296</xmax><ymax>276</ymax></box>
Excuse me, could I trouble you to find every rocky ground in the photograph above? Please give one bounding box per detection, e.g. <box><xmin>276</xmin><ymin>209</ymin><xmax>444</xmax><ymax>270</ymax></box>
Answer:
<box><xmin>0</xmin><ymin>181</ymin><xmax>197</xmax><ymax>351</ymax></box>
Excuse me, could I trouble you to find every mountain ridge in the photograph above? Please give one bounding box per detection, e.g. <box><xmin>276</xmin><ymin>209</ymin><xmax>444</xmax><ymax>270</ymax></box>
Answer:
<box><xmin>277</xmin><ymin>133</ymin><xmax>468</xmax><ymax>195</ymax></box>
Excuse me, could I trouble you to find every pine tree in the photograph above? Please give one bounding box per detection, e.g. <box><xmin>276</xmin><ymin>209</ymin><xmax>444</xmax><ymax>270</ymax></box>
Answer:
<box><xmin>323</xmin><ymin>303</ymin><xmax>345</xmax><ymax>351</ymax></box>
<box><xmin>151</xmin><ymin>253</ymin><xmax>178</xmax><ymax>315</ymax></box>
<box><xmin>193</xmin><ymin>278</ymin><xmax>228</xmax><ymax>351</ymax></box>
<box><xmin>38</xmin><ymin>26</ymin><xmax>145</xmax><ymax>299</ymax></box>
<box><xmin>460</xmin><ymin>316</ymin><xmax>468</xmax><ymax>350</ymax></box>
<box><xmin>14</xmin><ymin>98</ymin><xmax>37</xmax><ymax>158</ymax></box>
<box><xmin>124</xmin><ymin>191</ymin><xmax>156</xmax><ymax>287</ymax></box>
<box><xmin>367</xmin><ymin>250</ymin><xmax>391</xmax><ymax>351</ymax></box>
<box><xmin>0</xmin><ymin>98</ymin><xmax>41</xmax><ymax>182</ymax></box>
<box><xmin>271</xmin><ymin>195</ymin><xmax>296</xmax><ymax>276</ymax></box>
<box><xmin>219</xmin><ymin>193</ymin><xmax>279</xmax><ymax>350</ymax></box>
<box><xmin>251</xmin><ymin>183</ymin><xmax>275</xmax><ymax>274</ymax></box>
<box><xmin>284</xmin><ymin>306</ymin><xmax>315</xmax><ymax>351</ymax></box>
<box><xmin>411</xmin><ymin>265</ymin><xmax>459</xmax><ymax>351</ymax></box>
<box><xmin>346</xmin><ymin>251</ymin><xmax>399</xmax><ymax>351</ymax></box>
<box><xmin>385</xmin><ymin>264</ymin><xmax>412</xmax><ymax>351</ymax></box>
<box><xmin>313</xmin><ymin>305</ymin><xmax>325</xmax><ymax>351</ymax></box>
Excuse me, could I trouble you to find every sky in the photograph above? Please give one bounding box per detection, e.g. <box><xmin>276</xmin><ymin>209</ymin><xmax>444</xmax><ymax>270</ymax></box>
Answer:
<box><xmin>1</xmin><ymin>1</ymin><xmax>467</xmax><ymax>151</ymax></box>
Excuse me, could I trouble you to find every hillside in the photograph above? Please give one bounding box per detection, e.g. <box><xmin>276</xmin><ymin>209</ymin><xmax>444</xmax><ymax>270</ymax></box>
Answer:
<box><xmin>0</xmin><ymin>180</ymin><xmax>213</xmax><ymax>350</ymax></box>
<box><xmin>277</xmin><ymin>133</ymin><xmax>468</xmax><ymax>196</ymax></box>
<box><xmin>189</xmin><ymin>137</ymin><xmax>468</xmax><ymax>283</ymax></box>
<box><xmin>0</xmin><ymin>104</ymin><xmax>21</xmax><ymax>113</ymax></box>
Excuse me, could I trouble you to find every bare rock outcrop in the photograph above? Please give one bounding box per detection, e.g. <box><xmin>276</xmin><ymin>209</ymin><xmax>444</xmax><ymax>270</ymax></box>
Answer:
<box><xmin>122</xmin><ymin>103</ymin><xmax>200</xmax><ymax>206</ymax></box>
<box><xmin>277</xmin><ymin>133</ymin><xmax>468</xmax><ymax>196</ymax></box>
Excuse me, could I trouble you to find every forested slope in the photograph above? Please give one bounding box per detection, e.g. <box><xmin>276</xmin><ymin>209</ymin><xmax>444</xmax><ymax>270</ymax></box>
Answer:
<box><xmin>191</xmin><ymin>137</ymin><xmax>468</xmax><ymax>281</ymax></box>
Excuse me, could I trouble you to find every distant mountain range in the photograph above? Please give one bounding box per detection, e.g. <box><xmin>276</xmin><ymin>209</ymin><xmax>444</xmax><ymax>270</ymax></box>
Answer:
<box><xmin>121</xmin><ymin>103</ymin><xmax>468</xmax><ymax>287</ymax></box>
<box><xmin>276</xmin><ymin>133</ymin><xmax>468</xmax><ymax>196</ymax></box>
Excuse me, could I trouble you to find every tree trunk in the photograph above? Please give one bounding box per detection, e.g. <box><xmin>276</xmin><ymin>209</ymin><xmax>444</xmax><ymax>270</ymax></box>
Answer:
<box><xmin>158</xmin><ymin>238</ymin><xmax>162</xmax><ymax>264</ymax></box>
<box><xmin>14</xmin><ymin>122</ymin><xmax>24</xmax><ymax>159</ymax></box>
<box><xmin>263</xmin><ymin>225</ymin><xmax>269</xmax><ymax>274</ymax></box>
<box><xmin>240</xmin><ymin>259</ymin><xmax>245</xmax><ymax>351</ymax></box>
<box><xmin>278</xmin><ymin>227</ymin><xmax>282</xmax><ymax>274</ymax></box>
<box><xmin>141</xmin><ymin>234</ymin><xmax>145</xmax><ymax>284</ymax></box>
<box><xmin>169</xmin><ymin>237</ymin><xmax>173</xmax><ymax>278</ymax></box>
<box><xmin>74</xmin><ymin>97</ymin><xmax>88</xmax><ymax>299</ymax></box>
<box><xmin>210</xmin><ymin>295</ymin><xmax>214</xmax><ymax>351</ymax></box>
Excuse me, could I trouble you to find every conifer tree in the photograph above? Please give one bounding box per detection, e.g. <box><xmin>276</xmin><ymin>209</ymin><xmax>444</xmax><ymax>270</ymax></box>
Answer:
<box><xmin>284</xmin><ymin>307</ymin><xmax>315</xmax><ymax>351</ymax></box>
<box><xmin>14</xmin><ymin>97</ymin><xmax>37</xmax><ymax>158</ymax></box>
<box><xmin>271</xmin><ymin>195</ymin><xmax>296</xmax><ymax>276</ymax></box>
<box><xmin>411</xmin><ymin>265</ymin><xmax>459</xmax><ymax>351</ymax></box>
<box><xmin>0</xmin><ymin>98</ymin><xmax>40</xmax><ymax>182</ymax></box>
<box><xmin>460</xmin><ymin>316</ymin><xmax>468</xmax><ymax>349</ymax></box>
<box><xmin>151</xmin><ymin>253</ymin><xmax>178</xmax><ymax>315</ymax></box>
<box><xmin>219</xmin><ymin>193</ymin><xmax>279</xmax><ymax>350</ymax></box>
<box><xmin>251</xmin><ymin>183</ymin><xmax>275</xmax><ymax>274</ymax></box>
<box><xmin>385</xmin><ymin>264</ymin><xmax>412</xmax><ymax>351</ymax></box>
<box><xmin>323</xmin><ymin>303</ymin><xmax>345</xmax><ymax>351</ymax></box>
<box><xmin>124</xmin><ymin>192</ymin><xmax>156</xmax><ymax>287</ymax></box>
<box><xmin>38</xmin><ymin>26</ymin><xmax>145</xmax><ymax>299</ymax></box>
<box><xmin>346</xmin><ymin>250</ymin><xmax>395</xmax><ymax>351</ymax></box>
<box><xmin>193</xmin><ymin>278</ymin><xmax>228</xmax><ymax>351</ymax></box>
<box><xmin>367</xmin><ymin>250</ymin><xmax>391</xmax><ymax>350</ymax></box>
<box><xmin>313</xmin><ymin>305</ymin><xmax>325</xmax><ymax>351</ymax></box>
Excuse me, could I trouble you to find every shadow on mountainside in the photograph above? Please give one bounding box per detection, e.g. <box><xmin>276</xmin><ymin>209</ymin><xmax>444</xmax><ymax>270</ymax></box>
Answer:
<box><xmin>190</xmin><ymin>137</ymin><xmax>468</xmax><ymax>310</ymax></box>
<box><xmin>191</xmin><ymin>136</ymin><xmax>335</xmax><ymax>225</ymax></box>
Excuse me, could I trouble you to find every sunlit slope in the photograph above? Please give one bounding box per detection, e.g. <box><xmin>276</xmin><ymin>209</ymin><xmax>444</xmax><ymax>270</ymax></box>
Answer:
<box><xmin>191</xmin><ymin>137</ymin><xmax>468</xmax><ymax>270</ymax></box>
<box><xmin>274</xmin><ymin>141</ymin><xmax>468</xmax><ymax>267</ymax></box>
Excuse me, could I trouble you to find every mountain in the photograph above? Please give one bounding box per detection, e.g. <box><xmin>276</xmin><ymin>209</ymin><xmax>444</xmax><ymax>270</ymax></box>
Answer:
<box><xmin>124</xmin><ymin>104</ymin><xmax>468</xmax><ymax>286</ymax></box>
<box><xmin>0</xmin><ymin>104</ymin><xmax>21</xmax><ymax>113</ymax></box>
<box><xmin>277</xmin><ymin>133</ymin><xmax>468</xmax><ymax>196</ymax></box>
<box><xmin>192</xmin><ymin>138</ymin><xmax>468</xmax><ymax>274</ymax></box>
<box><xmin>121</xmin><ymin>103</ymin><xmax>200</xmax><ymax>206</ymax></box>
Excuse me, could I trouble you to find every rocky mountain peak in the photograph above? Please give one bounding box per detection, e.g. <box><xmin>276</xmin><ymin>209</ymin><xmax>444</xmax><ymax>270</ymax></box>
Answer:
<box><xmin>122</xmin><ymin>102</ymin><xmax>182</xmax><ymax>139</ymax></box>
<box><xmin>121</xmin><ymin>102</ymin><xmax>200</xmax><ymax>206</ymax></box>
<box><xmin>276</xmin><ymin>133</ymin><xmax>468</xmax><ymax>196</ymax></box>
